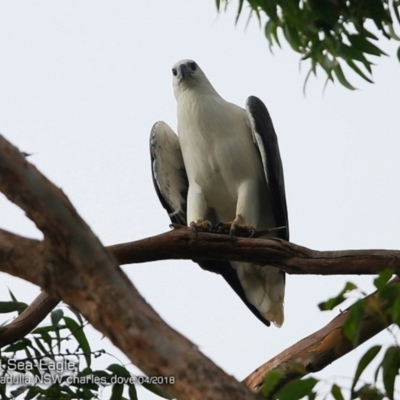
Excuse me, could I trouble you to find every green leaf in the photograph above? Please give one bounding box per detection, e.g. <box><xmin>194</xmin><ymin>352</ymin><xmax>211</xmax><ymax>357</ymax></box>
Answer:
<box><xmin>29</xmin><ymin>339</ymin><xmax>45</xmax><ymax>358</ymax></box>
<box><xmin>379</xmin><ymin>283</ymin><xmax>400</xmax><ymax>303</ymax></box>
<box><xmin>0</xmin><ymin>301</ymin><xmax>28</xmax><ymax>314</ymax></box>
<box><xmin>51</xmin><ymin>309</ymin><xmax>64</xmax><ymax>353</ymax></box>
<box><xmin>374</xmin><ymin>269</ymin><xmax>393</xmax><ymax>290</ymax></box>
<box><xmin>351</xmin><ymin>345</ymin><xmax>382</xmax><ymax>393</ymax></box>
<box><xmin>387</xmin><ymin>24</ymin><xmax>400</xmax><ymax>41</ymax></box>
<box><xmin>390</xmin><ymin>294</ymin><xmax>400</xmax><ymax>325</ymax></box>
<box><xmin>10</xmin><ymin>385</ymin><xmax>30</xmax><ymax>397</ymax></box>
<box><xmin>275</xmin><ymin>377</ymin><xmax>318</xmax><ymax>400</ymax></box>
<box><xmin>381</xmin><ymin>346</ymin><xmax>400</xmax><ymax>399</ymax></box>
<box><xmin>283</xmin><ymin>24</ymin><xmax>302</xmax><ymax>51</ymax></box>
<box><xmin>107</xmin><ymin>364</ymin><xmax>131</xmax><ymax>378</ymax></box>
<box><xmin>261</xmin><ymin>369</ymin><xmax>285</xmax><ymax>397</ymax></box>
<box><xmin>302</xmin><ymin>67</ymin><xmax>314</xmax><ymax>96</ymax></box>
<box><xmin>359</xmin><ymin>27</ymin><xmax>379</xmax><ymax>41</ymax></box>
<box><xmin>25</xmin><ymin>386</ymin><xmax>41</xmax><ymax>400</ymax></box>
<box><xmin>3</xmin><ymin>338</ymin><xmax>31</xmax><ymax>352</ymax></box>
<box><xmin>319</xmin><ymin>282</ymin><xmax>358</xmax><ymax>311</ymax></box>
<box><xmin>347</xmin><ymin>34</ymin><xmax>387</xmax><ymax>57</ymax></box>
<box><xmin>110</xmin><ymin>384</ymin><xmax>124</xmax><ymax>400</ymax></box>
<box><xmin>331</xmin><ymin>384</ymin><xmax>345</xmax><ymax>400</ymax></box>
<box><xmin>343</xmin><ymin>300</ymin><xmax>365</xmax><ymax>346</ymax></box>
<box><xmin>66</xmin><ymin>305</ymin><xmax>85</xmax><ymax>326</ymax></box>
<box><xmin>265</xmin><ymin>19</ymin><xmax>279</xmax><ymax>49</ymax></box>
<box><xmin>394</xmin><ymin>1</ymin><xmax>400</xmax><ymax>24</ymax></box>
<box><xmin>79</xmin><ymin>367</ymin><xmax>93</xmax><ymax>377</ymax></box>
<box><xmin>128</xmin><ymin>384</ymin><xmax>138</xmax><ymax>400</ymax></box>
<box><xmin>352</xmin><ymin>383</ymin><xmax>383</xmax><ymax>400</ymax></box>
<box><xmin>63</xmin><ymin>316</ymin><xmax>91</xmax><ymax>367</ymax></box>
<box><xmin>51</xmin><ymin>309</ymin><xmax>64</xmax><ymax>327</ymax></box>
<box><xmin>235</xmin><ymin>0</ymin><xmax>245</xmax><ymax>24</ymax></box>
<box><xmin>8</xmin><ymin>289</ymin><xmax>18</xmax><ymax>302</ymax></box>
<box><xmin>346</xmin><ymin>60</ymin><xmax>374</xmax><ymax>84</ymax></box>
<box><xmin>397</xmin><ymin>46</ymin><xmax>400</xmax><ymax>63</ymax></box>
<box><xmin>24</xmin><ymin>346</ymin><xmax>41</xmax><ymax>378</ymax></box>
<box><xmin>337</xmin><ymin>43</ymin><xmax>366</xmax><ymax>63</ymax></box>
<box><xmin>333</xmin><ymin>62</ymin><xmax>357</xmax><ymax>90</ymax></box>
<box><xmin>0</xmin><ymin>384</ymin><xmax>9</xmax><ymax>400</ymax></box>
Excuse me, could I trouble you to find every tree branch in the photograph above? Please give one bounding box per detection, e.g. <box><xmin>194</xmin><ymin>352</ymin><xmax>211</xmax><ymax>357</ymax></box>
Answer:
<box><xmin>244</xmin><ymin>277</ymin><xmax>398</xmax><ymax>393</ymax></box>
<box><xmin>2</xmin><ymin>195</ymin><xmax>400</xmax><ymax>351</ymax></box>
<box><xmin>0</xmin><ymin>290</ymin><xmax>59</xmax><ymax>348</ymax></box>
<box><xmin>110</xmin><ymin>229</ymin><xmax>400</xmax><ymax>275</ymax></box>
<box><xmin>3</xmin><ymin>220</ymin><xmax>399</xmax><ymax>348</ymax></box>
<box><xmin>0</xmin><ymin>134</ymin><xmax>260</xmax><ymax>400</ymax></box>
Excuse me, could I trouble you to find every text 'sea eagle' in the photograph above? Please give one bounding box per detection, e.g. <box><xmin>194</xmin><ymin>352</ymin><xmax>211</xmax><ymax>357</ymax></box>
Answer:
<box><xmin>150</xmin><ymin>60</ymin><xmax>289</xmax><ymax>327</ymax></box>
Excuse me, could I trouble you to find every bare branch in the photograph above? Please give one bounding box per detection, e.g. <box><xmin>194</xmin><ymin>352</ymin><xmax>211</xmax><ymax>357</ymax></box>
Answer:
<box><xmin>0</xmin><ymin>135</ymin><xmax>260</xmax><ymax>400</ymax></box>
<box><xmin>0</xmin><ymin>291</ymin><xmax>59</xmax><ymax>348</ymax></box>
<box><xmin>109</xmin><ymin>229</ymin><xmax>400</xmax><ymax>275</ymax></box>
<box><xmin>244</xmin><ymin>277</ymin><xmax>399</xmax><ymax>393</ymax></box>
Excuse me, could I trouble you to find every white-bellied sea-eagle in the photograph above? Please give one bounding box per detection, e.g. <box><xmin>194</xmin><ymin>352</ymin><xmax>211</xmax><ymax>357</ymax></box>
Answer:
<box><xmin>150</xmin><ymin>59</ymin><xmax>289</xmax><ymax>327</ymax></box>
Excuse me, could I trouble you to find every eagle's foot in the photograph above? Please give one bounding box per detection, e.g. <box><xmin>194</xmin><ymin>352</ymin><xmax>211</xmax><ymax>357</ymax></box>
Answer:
<box><xmin>189</xmin><ymin>220</ymin><xmax>213</xmax><ymax>235</ymax></box>
<box><xmin>215</xmin><ymin>221</ymin><xmax>255</xmax><ymax>239</ymax></box>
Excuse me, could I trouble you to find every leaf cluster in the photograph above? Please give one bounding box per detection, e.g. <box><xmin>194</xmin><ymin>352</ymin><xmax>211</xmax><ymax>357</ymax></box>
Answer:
<box><xmin>261</xmin><ymin>270</ymin><xmax>400</xmax><ymax>399</ymax></box>
<box><xmin>0</xmin><ymin>293</ymin><xmax>167</xmax><ymax>400</ymax></box>
<box><xmin>217</xmin><ymin>0</ymin><xmax>400</xmax><ymax>90</ymax></box>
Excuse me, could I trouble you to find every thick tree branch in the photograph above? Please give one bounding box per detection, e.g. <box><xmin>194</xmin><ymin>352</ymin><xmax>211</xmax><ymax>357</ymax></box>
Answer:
<box><xmin>244</xmin><ymin>277</ymin><xmax>399</xmax><ymax>393</ymax></box>
<box><xmin>2</xmin><ymin>220</ymin><xmax>399</xmax><ymax>347</ymax></box>
<box><xmin>0</xmin><ymin>135</ymin><xmax>260</xmax><ymax>400</ymax></box>
<box><xmin>110</xmin><ymin>229</ymin><xmax>400</xmax><ymax>275</ymax></box>
<box><xmin>2</xmin><ymin>220</ymin><xmax>399</xmax><ymax>282</ymax></box>
<box><xmin>2</xmin><ymin>202</ymin><xmax>400</xmax><ymax>352</ymax></box>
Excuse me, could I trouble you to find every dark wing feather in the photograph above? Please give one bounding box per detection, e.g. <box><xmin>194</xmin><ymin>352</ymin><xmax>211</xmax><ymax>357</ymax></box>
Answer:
<box><xmin>150</xmin><ymin>121</ymin><xmax>188</xmax><ymax>225</ymax></box>
<box><xmin>246</xmin><ymin>96</ymin><xmax>289</xmax><ymax>241</ymax></box>
<box><xmin>150</xmin><ymin>121</ymin><xmax>271</xmax><ymax>327</ymax></box>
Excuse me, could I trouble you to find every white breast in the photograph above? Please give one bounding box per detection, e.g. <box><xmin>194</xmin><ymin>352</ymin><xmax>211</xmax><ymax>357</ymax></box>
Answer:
<box><xmin>177</xmin><ymin>91</ymin><xmax>266</xmax><ymax>223</ymax></box>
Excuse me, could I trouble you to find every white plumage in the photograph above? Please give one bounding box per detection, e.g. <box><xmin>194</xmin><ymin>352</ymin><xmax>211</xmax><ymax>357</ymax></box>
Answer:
<box><xmin>150</xmin><ymin>59</ymin><xmax>289</xmax><ymax>327</ymax></box>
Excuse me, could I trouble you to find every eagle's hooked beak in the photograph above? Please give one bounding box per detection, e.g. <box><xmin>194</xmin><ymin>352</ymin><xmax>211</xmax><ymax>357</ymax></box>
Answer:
<box><xmin>179</xmin><ymin>64</ymin><xmax>192</xmax><ymax>80</ymax></box>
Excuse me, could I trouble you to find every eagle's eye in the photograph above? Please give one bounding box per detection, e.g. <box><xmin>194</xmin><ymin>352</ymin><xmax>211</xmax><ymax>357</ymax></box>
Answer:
<box><xmin>172</xmin><ymin>68</ymin><xmax>177</xmax><ymax>76</ymax></box>
<box><xmin>189</xmin><ymin>62</ymin><xmax>197</xmax><ymax>71</ymax></box>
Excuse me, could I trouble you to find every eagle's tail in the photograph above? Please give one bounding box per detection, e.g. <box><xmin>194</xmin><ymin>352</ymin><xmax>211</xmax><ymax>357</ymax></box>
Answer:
<box><xmin>233</xmin><ymin>262</ymin><xmax>285</xmax><ymax>327</ymax></box>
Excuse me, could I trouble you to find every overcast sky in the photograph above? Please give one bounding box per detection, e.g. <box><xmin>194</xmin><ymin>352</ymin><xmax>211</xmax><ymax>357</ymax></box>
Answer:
<box><xmin>0</xmin><ymin>1</ymin><xmax>399</xmax><ymax>399</ymax></box>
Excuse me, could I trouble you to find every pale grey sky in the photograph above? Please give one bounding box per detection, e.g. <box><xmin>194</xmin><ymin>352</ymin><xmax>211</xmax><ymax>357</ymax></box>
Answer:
<box><xmin>0</xmin><ymin>1</ymin><xmax>399</xmax><ymax>399</ymax></box>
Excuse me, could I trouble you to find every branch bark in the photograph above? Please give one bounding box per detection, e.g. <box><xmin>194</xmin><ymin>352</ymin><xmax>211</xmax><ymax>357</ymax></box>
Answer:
<box><xmin>109</xmin><ymin>229</ymin><xmax>400</xmax><ymax>275</ymax></box>
<box><xmin>244</xmin><ymin>277</ymin><xmax>398</xmax><ymax>393</ymax></box>
<box><xmin>0</xmin><ymin>134</ymin><xmax>261</xmax><ymax>400</ymax></box>
<box><xmin>0</xmin><ymin>290</ymin><xmax>59</xmax><ymax>348</ymax></box>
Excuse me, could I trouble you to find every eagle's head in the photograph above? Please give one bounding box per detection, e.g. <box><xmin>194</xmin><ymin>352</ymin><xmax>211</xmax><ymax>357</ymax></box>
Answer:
<box><xmin>172</xmin><ymin>59</ymin><xmax>215</xmax><ymax>99</ymax></box>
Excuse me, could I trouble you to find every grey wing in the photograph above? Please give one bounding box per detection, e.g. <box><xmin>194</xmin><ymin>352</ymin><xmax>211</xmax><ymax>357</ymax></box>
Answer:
<box><xmin>150</xmin><ymin>121</ymin><xmax>188</xmax><ymax>226</ymax></box>
<box><xmin>246</xmin><ymin>96</ymin><xmax>289</xmax><ymax>241</ymax></box>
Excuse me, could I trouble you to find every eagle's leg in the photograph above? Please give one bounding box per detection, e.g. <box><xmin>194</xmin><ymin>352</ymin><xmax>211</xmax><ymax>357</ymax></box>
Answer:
<box><xmin>187</xmin><ymin>185</ymin><xmax>212</xmax><ymax>233</ymax></box>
